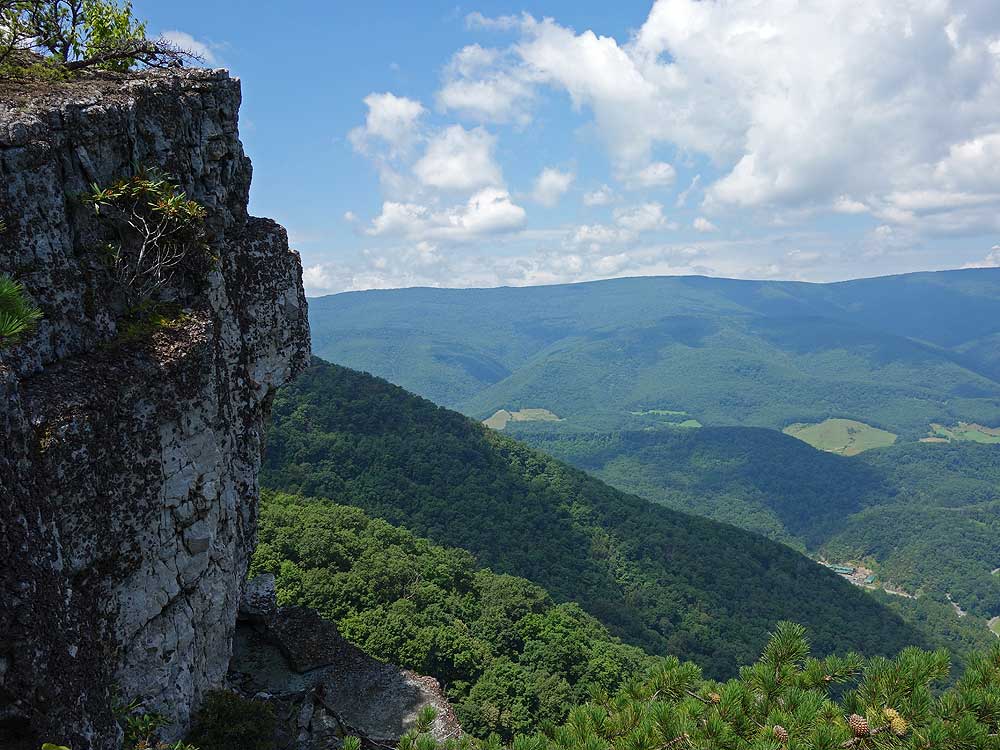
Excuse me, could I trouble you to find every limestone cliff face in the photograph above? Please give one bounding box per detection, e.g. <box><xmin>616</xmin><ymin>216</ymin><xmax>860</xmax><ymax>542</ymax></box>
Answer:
<box><xmin>0</xmin><ymin>70</ymin><xmax>310</xmax><ymax>748</ymax></box>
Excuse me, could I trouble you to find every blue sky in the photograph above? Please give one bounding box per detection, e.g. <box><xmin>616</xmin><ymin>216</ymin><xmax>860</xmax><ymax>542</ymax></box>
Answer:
<box><xmin>136</xmin><ymin>1</ymin><xmax>1000</xmax><ymax>295</ymax></box>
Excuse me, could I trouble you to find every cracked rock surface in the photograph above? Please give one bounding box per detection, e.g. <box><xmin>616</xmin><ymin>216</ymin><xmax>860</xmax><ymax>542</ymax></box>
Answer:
<box><xmin>0</xmin><ymin>69</ymin><xmax>310</xmax><ymax>749</ymax></box>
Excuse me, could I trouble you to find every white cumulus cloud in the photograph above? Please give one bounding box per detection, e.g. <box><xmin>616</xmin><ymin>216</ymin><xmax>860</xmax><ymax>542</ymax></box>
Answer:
<box><xmin>627</xmin><ymin>162</ymin><xmax>676</xmax><ymax>188</ymax></box>
<box><xmin>450</xmin><ymin>1</ymin><xmax>1000</xmax><ymax>235</ymax></box>
<box><xmin>366</xmin><ymin>187</ymin><xmax>526</xmax><ymax>242</ymax></box>
<box><xmin>615</xmin><ymin>203</ymin><xmax>670</xmax><ymax>233</ymax></box>
<box><xmin>348</xmin><ymin>92</ymin><xmax>426</xmax><ymax>156</ymax></box>
<box><xmin>693</xmin><ymin>217</ymin><xmax>718</xmax><ymax>233</ymax></box>
<box><xmin>438</xmin><ymin>44</ymin><xmax>537</xmax><ymax>124</ymax></box>
<box><xmin>532</xmin><ymin>167</ymin><xmax>575</xmax><ymax>206</ymax></box>
<box><xmin>583</xmin><ymin>185</ymin><xmax>616</xmax><ymax>206</ymax></box>
<box><xmin>413</xmin><ymin>125</ymin><xmax>503</xmax><ymax>191</ymax></box>
<box><xmin>963</xmin><ymin>245</ymin><xmax>1000</xmax><ymax>269</ymax></box>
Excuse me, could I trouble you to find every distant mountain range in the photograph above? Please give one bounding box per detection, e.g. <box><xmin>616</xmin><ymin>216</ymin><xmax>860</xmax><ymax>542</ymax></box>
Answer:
<box><xmin>309</xmin><ymin>269</ymin><xmax>1000</xmax><ymax>439</ymax></box>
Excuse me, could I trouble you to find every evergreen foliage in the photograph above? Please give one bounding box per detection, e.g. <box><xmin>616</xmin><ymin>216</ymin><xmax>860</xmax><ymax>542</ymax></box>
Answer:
<box><xmin>84</xmin><ymin>169</ymin><xmax>209</xmax><ymax>309</ymax></box>
<box><xmin>0</xmin><ymin>274</ymin><xmax>42</xmax><ymax>346</ymax></box>
<box><xmin>366</xmin><ymin>625</ymin><xmax>1000</xmax><ymax>750</ymax></box>
<box><xmin>262</xmin><ymin>359</ymin><xmax>927</xmax><ymax>679</ymax></box>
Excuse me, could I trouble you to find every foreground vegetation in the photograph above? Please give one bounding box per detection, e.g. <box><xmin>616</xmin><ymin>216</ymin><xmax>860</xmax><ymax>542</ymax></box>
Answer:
<box><xmin>46</xmin><ymin>626</ymin><xmax>1000</xmax><ymax>750</ymax></box>
<box><xmin>398</xmin><ymin>624</ymin><xmax>1000</xmax><ymax>750</ymax></box>
<box><xmin>0</xmin><ymin>273</ymin><xmax>43</xmax><ymax>346</ymax></box>
<box><xmin>263</xmin><ymin>359</ymin><xmax>928</xmax><ymax>679</ymax></box>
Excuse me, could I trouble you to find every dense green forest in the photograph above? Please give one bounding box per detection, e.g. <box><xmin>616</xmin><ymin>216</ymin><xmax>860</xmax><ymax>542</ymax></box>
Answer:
<box><xmin>521</xmin><ymin>427</ymin><xmax>1000</xmax><ymax>623</ymax></box>
<box><xmin>307</xmin><ymin>270</ymin><xmax>1000</xmax><ymax>438</ymax></box>
<box><xmin>262</xmin><ymin>358</ymin><xmax>930</xmax><ymax>679</ymax></box>
<box><xmin>249</xmin><ymin>496</ymin><xmax>1000</xmax><ymax>748</ymax></box>
<box><xmin>251</xmin><ymin>491</ymin><xmax>653</xmax><ymax>738</ymax></box>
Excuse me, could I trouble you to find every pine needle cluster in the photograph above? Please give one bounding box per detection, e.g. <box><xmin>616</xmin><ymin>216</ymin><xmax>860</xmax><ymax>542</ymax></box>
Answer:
<box><xmin>0</xmin><ymin>273</ymin><xmax>42</xmax><ymax>346</ymax></box>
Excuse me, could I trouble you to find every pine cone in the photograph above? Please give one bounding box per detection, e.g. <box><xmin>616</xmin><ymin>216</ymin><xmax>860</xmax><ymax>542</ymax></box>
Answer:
<box><xmin>883</xmin><ymin>708</ymin><xmax>908</xmax><ymax>736</ymax></box>
<box><xmin>848</xmin><ymin>714</ymin><xmax>870</xmax><ymax>737</ymax></box>
<box><xmin>772</xmin><ymin>725</ymin><xmax>789</xmax><ymax>744</ymax></box>
<box><xmin>709</xmin><ymin>692</ymin><xmax>721</xmax><ymax>704</ymax></box>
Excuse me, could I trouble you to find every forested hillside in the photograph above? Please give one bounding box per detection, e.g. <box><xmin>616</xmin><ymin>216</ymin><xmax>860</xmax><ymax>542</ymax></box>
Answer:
<box><xmin>251</xmin><ymin>491</ymin><xmax>653</xmax><ymax>738</ymax></box>
<box><xmin>308</xmin><ymin>270</ymin><xmax>1000</xmax><ymax>439</ymax></box>
<box><xmin>262</xmin><ymin>359</ymin><xmax>928</xmax><ymax>678</ymax></box>
<box><xmin>250</xmin><ymin>494</ymin><xmax>1000</xmax><ymax>748</ymax></box>
<box><xmin>523</xmin><ymin>427</ymin><xmax>1000</xmax><ymax>623</ymax></box>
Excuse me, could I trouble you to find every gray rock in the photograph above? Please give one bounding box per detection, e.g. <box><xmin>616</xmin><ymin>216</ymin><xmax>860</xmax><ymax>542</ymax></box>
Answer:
<box><xmin>0</xmin><ymin>69</ymin><xmax>310</xmax><ymax>749</ymax></box>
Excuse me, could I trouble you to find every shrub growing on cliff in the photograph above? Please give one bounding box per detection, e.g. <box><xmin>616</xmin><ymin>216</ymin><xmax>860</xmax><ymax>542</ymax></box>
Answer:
<box><xmin>0</xmin><ymin>273</ymin><xmax>42</xmax><ymax>346</ymax></box>
<box><xmin>0</xmin><ymin>0</ymin><xmax>194</xmax><ymax>75</ymax></box>
<box><xmin>85</xmin><ymin>169</ymin><xmax>210</xmax><ymax>310</ymax></box>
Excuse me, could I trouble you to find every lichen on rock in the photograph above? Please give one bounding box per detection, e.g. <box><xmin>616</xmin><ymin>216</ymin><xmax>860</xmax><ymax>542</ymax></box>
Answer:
<box><xmin>0</xmin><ymin>69</ymin><xmax>310</xmax><ymax>749</ymax></box>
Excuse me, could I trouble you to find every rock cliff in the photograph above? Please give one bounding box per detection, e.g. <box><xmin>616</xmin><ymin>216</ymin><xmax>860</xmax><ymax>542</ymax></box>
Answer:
<box><xmin>0</xmin><ymin>69</ymin><xmax>310</xmax><ymax>748</ymax></box>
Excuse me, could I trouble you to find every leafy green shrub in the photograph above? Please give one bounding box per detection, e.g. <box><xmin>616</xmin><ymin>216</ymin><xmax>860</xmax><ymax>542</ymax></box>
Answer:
<box><xmin>84</xmin><ymin>169</ymin><xmax>209</xmax><ymax>309</ymax></box>
<box><xmin>0</xmin><ymin>273</ymin><xmax>42</xmax><ymax>346</ymax></box>
<box><xmin>186</xmin><ymin>691</ymin><xmax>275</xmax><ymax>750</ymax></box>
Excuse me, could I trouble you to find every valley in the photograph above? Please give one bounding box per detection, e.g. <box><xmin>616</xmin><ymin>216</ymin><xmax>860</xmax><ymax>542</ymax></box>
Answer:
<box><xmin>308</xmin><ymin>271</ymin><xmax>1000</xmax><ymax>657</ymax></box>
<box><xmin>310</xmin><ymin>271</ymin><xmax>1000</xmax><ymax>439</ymax></box>
<box><xmin>261</xmin><ymin>359</ymin><xmax>934</xmax><ymax>679</ymax></box>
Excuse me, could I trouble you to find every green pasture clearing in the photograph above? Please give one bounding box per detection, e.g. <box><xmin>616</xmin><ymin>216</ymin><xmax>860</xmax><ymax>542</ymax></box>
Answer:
<box><xmin>484</xmin><ymin>408</ymin><xmax>562</xmax><ymax>430</ymax></box>
<box><xmin>630</xmin><ymin>409</ymin><xmax>689</xmax><ymax>416</ymax></box>
<box><xmin>928</xmin><ymin>422</ymin><xmax>1000</xmax><ymax>444</ymax></box>
<box><xmin>783</xmin><ymin>418</ymin><xmax>897</xmax><ymax>456</ymax></box>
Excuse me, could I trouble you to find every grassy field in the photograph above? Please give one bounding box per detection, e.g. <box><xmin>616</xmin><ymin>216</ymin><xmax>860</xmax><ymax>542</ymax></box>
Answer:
<box><xmin>630</xmin><ymin>409</ymin><xmax>689</xmax><ymax>417</ymax></box>
<box><xmin>783</xmin><ymin>418</ymin><xmax>897</xmax><ymax>455</ymax></box>
<box><xmin>628</xmin><ymin>409</ymin><xmax>702</xmax><ymax>429</ymax></box>
<box><xmin>484</xmin><ymin>408</ymin><xmax>562</xmax><ymax>430</ymax></box>
<box><xmin>927</xmin><ymin>422</ymin><xmax>1000</xmax><ymax>444</ymax></box>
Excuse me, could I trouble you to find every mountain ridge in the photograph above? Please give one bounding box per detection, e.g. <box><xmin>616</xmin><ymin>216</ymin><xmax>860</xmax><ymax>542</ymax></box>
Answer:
<box><xmin>308</xmin><ymin>268</ymin><xmax>1000</xmax><ymax>438</ymax></box>
<box><xmin>262</xmin><ymin>358</ymin><xmax>931</xmax><ymax>679</ymax></box>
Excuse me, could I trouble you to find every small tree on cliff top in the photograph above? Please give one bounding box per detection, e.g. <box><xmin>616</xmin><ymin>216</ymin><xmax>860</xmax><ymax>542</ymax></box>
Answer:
<box><xmin>0</xmin><ymin>1</ymin><xmax>197</xmax><ymax>75</ymax></box>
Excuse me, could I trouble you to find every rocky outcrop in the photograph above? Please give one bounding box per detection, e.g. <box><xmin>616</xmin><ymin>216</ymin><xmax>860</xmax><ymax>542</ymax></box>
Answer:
<box><xmin>0</xmin><ymin>70</ymin><xmax>310</xmax><ymax>749</ymax></box>
<box><xmin>231</xmin><ymin>576</ymin><xmax>461</xmax><ymax>749</ymax></box>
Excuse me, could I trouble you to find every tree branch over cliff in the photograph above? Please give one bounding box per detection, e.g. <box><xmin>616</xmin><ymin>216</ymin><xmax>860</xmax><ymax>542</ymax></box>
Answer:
<box><xmin>0</xmin><ymin>0</ymin><xmax>200</xmax><ymax>76</ymax></box>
